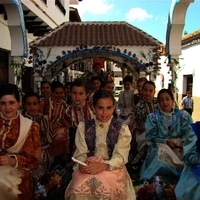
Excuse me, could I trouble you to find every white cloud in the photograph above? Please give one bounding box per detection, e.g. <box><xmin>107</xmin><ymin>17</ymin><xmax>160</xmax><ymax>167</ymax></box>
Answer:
<box><xmin>125</xmin><ymin>8</ymin><xmax>153</xmax><ymax>22</ymax></box>
<box><xmin>74</xmin><ymin>0</ymin><xmax>114</xmax><ymax>16</ymax></box>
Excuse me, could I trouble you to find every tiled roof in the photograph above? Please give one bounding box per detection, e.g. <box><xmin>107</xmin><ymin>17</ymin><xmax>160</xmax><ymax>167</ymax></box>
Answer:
<box><xmin>182</xmin><ymin>29</ymin><xmax>200</xmax><ymax>46</ymax></box>
<box><xmin>31</xmin><ymin>22</ymin><xmax>162</xmax><ymax>47</ymax></box>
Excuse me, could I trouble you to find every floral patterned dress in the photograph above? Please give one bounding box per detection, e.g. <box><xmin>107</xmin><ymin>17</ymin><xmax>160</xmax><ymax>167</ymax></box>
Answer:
<box><xmin>0</xmin><ymin>113</ymin><xmax>41</xmax><ymax>200</ymax></box>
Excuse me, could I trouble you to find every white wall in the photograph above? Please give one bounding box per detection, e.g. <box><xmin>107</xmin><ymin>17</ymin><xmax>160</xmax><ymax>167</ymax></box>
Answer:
<box><xmin>179</xmin><ymin>43</ymin><xmax>200</xmax><ymax>97</ymax></box>
<box><xmin>0</xmin><ymin>15</ymin><xmax>11</xmax><ymax>50</ymax></box>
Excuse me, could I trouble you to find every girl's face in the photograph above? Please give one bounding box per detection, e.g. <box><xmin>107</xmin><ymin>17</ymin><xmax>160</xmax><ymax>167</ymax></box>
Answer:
<box><xmin>71</xmin><ymin>86</ymin><xmax>88</xmax><ymax>105</ymax></box>
<box><xmin>41</xmin><ymin>83</ymin><xmax>51</xmax><ymax>96</ymax></box>
<box><xmin>103</xmin><ymin>83</ymin><xmax>114</xmax><ymax>92</ymax></box>
<box><xmin>94</xmin><ymin>97</ymin><xmax>115</xmax><ymax>122</ymax></box>
<box><xmin>0</xmin><ymin>95</ymin><xmax>21</xmax><ymax>119</ymax></box>
<box><xmin>51</xmin><ymin>87</ymin><xmax>65</xmax><ymax>102</ymax></box>
<box><xmin>159</xmin><ymin>92</ymin><xmax>174</xmax><ymax>113</ymax></box>
<box><xmin>137</xmin><ymin>81</ymin><xmax>145</xmax><ymax>94</ymax></box>
<box><xmin>123</xmin><ymin>82</ymin><xmax>132</xmax><ymax>91</ymax></box>
<box><xmin>142</xmin><ymin>83</ymin><xmax>155</xmax><ymax>101</ymax></box>
<box><xmin>24</xmin><ymin>96</ymin><xmax>40</xmax><ymax>116</ymax></box>
<box><xmin>92</xmin><ymin>80</ymin><xmax>101</xmax><ymax>91</ymax></box>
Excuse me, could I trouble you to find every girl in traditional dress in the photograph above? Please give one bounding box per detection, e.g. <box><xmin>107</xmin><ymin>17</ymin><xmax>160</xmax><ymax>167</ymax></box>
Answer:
<box><xmin>22</xmin><ymin>92</ymin><xmax>53</xmax><ymax>195</ymax></box>
<box><xmin>131</xmin><ymin>81</ymin><xmax>158</xmax><ymax>168</ymax></box>
<box><xmin>65</xmin><ymin>90</ymin><xmax>136</xmax><ymax>200</ymax></box>
<box><xmin>0</xmin><ymin>83</ymin><xmax>41</xmax><ymax>200</ymax></box>
<box><xmin>175</xmin><ymin>123</ymin><xmax>199</xmax><ymax>200</ymax></box>
<box><xmin>40</xmin><ymin>81</ymin><xmax>69</xmax><ymax>159</ymax></box>
<box><xmin>66</xmin><ymin>79</ymin><xmax>94</xmax><ymax>154</ymax></box>
<box><xmin>66</xmin><ymin>79</ymin><xmax>94</xmax><ymax>129</ymax></box>
<box><xmin>140</xmin><ymin>88</ymin><xmax>195</xmax><ymax>180</ymax></box>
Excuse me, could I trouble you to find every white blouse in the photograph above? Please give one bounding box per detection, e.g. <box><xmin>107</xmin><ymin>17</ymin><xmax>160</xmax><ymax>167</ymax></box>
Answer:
<box><xmin>73</xmin><ymin>117</ymin><xmax>132</xmax><ymax>170</ymax></box>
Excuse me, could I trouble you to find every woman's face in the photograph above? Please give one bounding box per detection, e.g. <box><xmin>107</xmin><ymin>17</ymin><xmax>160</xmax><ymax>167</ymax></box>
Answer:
<box><xmin>159</xmin><ymin>92</ymin><xmax>174</xmax><ymax>113</ymax></box>
<box><xmin>94</xmin><ymin>97</ymin><xmax>115</xmax><ymax>122</ymax></box>
<box><xmin>142</xmin><ymin>83</ymin><xmax>155</xmax><ymax>101</ymax></box>
<box><xmin>0</xmin><ymin>95</ymin><xmax>21</xmax><ymax>119</ymax></box>
<box><xmin>24</xmin><ymin>96</ymin><xmax>40</xmax><ymax>116</ymax></box>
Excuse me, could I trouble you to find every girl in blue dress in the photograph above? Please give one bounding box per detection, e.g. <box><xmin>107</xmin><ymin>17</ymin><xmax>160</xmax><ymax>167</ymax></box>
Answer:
<box><xmin>175</xmin><ymin>124</ymin><xmax>200</xmax><ymax>200</ymax></box>
<box><xmin>140</xmin><ymin>88</ymin><xmax>195</xmax><ymax>181</ymax></box>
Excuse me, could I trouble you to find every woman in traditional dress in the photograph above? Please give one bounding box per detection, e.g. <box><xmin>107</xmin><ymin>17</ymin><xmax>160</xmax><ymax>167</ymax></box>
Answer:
<box><xmin>140</xmin><ymin>88</ymin><xmax>195</xmax><ymax>180</ymax></box>
<box><xmin>0</xmin><ymin>83</ymin><xmax>41</xmax><ymax>200</ymax></box>
<box><xmin>65</xmin><ymin>90</ymin><xmax>136</xmax><ymax>200</ymax></box>
<box><xmin>175</xmin><ymin>123</ymin><xmax>200</xmax><ymax>200</ymax></box>
<box><xmin>131</xmin><ymin>81</ymin><xmax>158</xmax><ymax>168</ymax></box>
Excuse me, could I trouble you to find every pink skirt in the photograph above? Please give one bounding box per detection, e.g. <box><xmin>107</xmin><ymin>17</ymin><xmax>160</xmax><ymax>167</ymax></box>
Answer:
<box><xmin>65</xmin><ymin>160</ymin><xmax>135</xmax><ymax>200</ymax></box>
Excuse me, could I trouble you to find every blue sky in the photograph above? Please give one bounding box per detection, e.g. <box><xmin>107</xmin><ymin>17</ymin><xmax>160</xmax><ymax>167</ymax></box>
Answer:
<box><xmin>74</xmin><ymin>0</ymin><xmax>200</xmax><ymax>43</ymax></box>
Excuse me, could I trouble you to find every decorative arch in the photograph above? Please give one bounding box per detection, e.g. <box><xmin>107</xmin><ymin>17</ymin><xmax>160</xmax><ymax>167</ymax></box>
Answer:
<box><xmin>46</xmin><ymin>48</ymin><xmax>147</xmax><ymax>78</ymax></box>
<box><xmin>2</xmin><ymin>0</ymin><xmax>28</xmax><ymax>57</ymax></box>
<box><xmin>166</xmin><ymin>0</ymin><xmax>195</xmax><ymax>56</ymax></box>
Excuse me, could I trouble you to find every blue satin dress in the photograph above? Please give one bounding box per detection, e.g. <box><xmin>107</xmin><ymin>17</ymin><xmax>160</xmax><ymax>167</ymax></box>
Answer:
<box><xmin>140</xmin><ymin>108</ymin><xmax>195</xmax><ymax>181</ymax></box>
<box><xmin>175</xmin><ymin>136</ymin><xmax>200</xmax><ymax>199</ymax></box>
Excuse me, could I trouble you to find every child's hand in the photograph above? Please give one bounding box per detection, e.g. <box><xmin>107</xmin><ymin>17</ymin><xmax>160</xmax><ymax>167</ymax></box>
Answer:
<box><xmin>79</xmin><ymin>162</ymin><xmax>109</xmax><ymax>174</ymax></box>
<box><xmin>79</xmin><ymin>164</ymin><xmax>90</xmax><ymax>174</ymax></box>
<box><xmin>0</xmin><ymin>155</ymin><xmax>16</xmax><ymax>166</ymax></box>
<box><xmin>166</xmin><ymin>140</ymin><xmax>178</xmax><ymax>150</ymax></box>
<box><xmin>87</xmin><ymin>162</ymin><xmax>109</xmax><ymax>174</ymax></box>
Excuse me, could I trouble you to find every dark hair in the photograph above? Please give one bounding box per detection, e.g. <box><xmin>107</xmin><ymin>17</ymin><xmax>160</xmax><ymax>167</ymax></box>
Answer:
<box><xmin>64</xmin><ymin>82</ymin><xmax>72</xmax><ymax>88</ymax></box>
<box><xmin>23</xmin><ymin>92</ymin><xmax>40</xmax><ymax>105</ymax></box>
<box><xmin>137</xmin><ymin>77</ymin><xmax>148</xmax><ymax>84</ymax></box>
<box><xmin>157</xmin><ymin>88</ymin><xmax>174</xmax><ymax>101</ymax></box>
<box><xmin>101</xmin><ymin>80</ymin><xmax>114</xmax><ymax>89</ymax></box>
<box><xmin>51</xmin><ymin>81</ymin><xmax>64</xmax><ymax>92</ymax></box>
<box><xmin>93</xmin><ymin>63</ymin><xmax>101</xmax><ymax>69</ymax></box>
<box><xmin>41</xmin><ymin>80</ymin><xmax>51</xmax><ymax>88</ymax></box>
<box><xmin>70</xmin><ymin>79</ymin><xmax>89</xmax><ymax>94</ymax></box>
<box><xmin>142</xmin><ymin>81</ymin><xmax>156</xmax><ymax>89</ymax></box>
<box><xmin>0</xmin><ymin>83</ymin><xmax>20</xmax><ymax>102</ymax></box>
<box><xmin>93</xmin><ymin>90</ymin><xmax>115</xmax><ymax>107</ymax></box>
<box><xmin>123</xmin><ymin>75</ymin><xmax>133</xmax><ymax>84</ymax></box>
<box><xmin>91</xmin><ymin>76</ymin><xmax>102</xmax><ymax>83</ymax></box>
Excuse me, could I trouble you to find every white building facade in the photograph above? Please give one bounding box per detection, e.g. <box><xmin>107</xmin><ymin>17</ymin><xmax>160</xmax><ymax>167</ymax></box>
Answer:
<box><xmin>0</xmin><ymin>0</ymin><xmax>81</xmax><ymax>89</ymax></box>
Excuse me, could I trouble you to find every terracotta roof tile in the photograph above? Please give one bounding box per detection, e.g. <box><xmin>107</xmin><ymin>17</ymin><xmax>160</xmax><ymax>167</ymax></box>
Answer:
<box><xmin>182</xmin><ymin>29</ymin><xmax>200</xmax><ymax>46</ymax></box>
<box><xmin>32</xmin><ymin>22</ymin><xmax>162</xmax><ymax>47</ymax></box>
